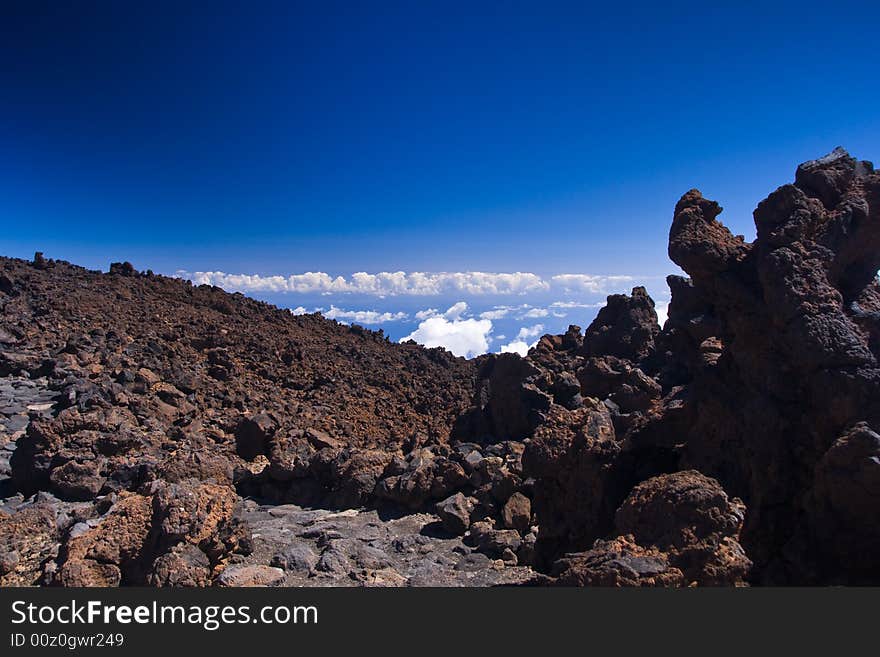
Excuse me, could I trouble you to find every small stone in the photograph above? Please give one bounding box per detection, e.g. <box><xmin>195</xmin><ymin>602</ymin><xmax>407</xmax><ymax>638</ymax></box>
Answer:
<box><xmin>517</xmin><ymin>531</ymin><xmax>537</xmax><ymax>566</ymax></box>
<box><xmin>148</xmin><ymin>544</ymin><xmax>211</xmax><ymax>587</ymax></box>
<box><xmin>356</xmin><ymin>568</ymin><xmax>407</xmax><ymax>587</ymax></box>
<box><xmin>468</xmin><ymin>520</ymin><xmax>522</xmax><ymax>557</ymax></box>
<box><xmin>463</xmin><ymin>450</ymin><xmax>483</xmax><ymax>471</ymax></box>
<box><xmin>215</xmin><ymin>564</ymin><xmax>284</xmax><ymax>587</ymax></box>
<box><xmin>500</xmin><ymin>547</ymin><xmax>518</xmax><ymax>565</ymax></box>
<box><xmin>49</xmin><ymin>460</ymin><xmax>105</xmax><ymax>501</ymax></box>
<box><xmin>305</xmin><ymin>427</ymin><xmax>342</xmax><ymax>450</ymax></box>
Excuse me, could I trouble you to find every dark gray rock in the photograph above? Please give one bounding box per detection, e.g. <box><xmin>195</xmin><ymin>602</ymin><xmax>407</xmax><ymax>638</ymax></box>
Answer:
<box><xmin>435</xmin><ymin>492</ymin><xmax>476</xmax><ymax>535</ymax></box>
<box><xmin>270</xmin><ymin>543</ymin><xmax>318</xmax><ymax>572</ymax></box>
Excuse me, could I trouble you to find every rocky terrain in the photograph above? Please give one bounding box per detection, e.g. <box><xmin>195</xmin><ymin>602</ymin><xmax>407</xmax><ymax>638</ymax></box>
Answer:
<box><xmin>1</xmin><ymin>148</ymin><xmax>877</xmax><ymax>586</ymax></box>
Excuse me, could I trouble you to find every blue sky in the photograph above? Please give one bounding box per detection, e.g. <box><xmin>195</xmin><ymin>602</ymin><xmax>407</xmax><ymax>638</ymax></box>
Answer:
<box><xmin>2</xmin><ymin>2</ymin><xmax>878</xmax><ymax>355</ymax></box>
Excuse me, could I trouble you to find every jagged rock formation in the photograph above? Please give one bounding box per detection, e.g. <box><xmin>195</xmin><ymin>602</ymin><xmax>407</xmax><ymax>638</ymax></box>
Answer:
<box><xmin>0</xmin><ymin>147</ymin><xmax>877</xmax><ymax>586</ymax></box>
<box><xmin>514</xmin><ymin>147</ymin><xmax>879</xmax><ymax>585</ymax></box>
<box><xmin>53</xmin><ymin>479</ymin><xmax>251</xmax><ymax>586</ymax></box>
<box><xmin>665</xmin><ymin>147</ymin><xmax>880</xmax><ymax>583</ymax></box>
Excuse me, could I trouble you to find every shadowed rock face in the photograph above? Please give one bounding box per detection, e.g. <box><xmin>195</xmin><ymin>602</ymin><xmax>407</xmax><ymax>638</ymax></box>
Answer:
<box><xmin>666</xmin><ymin>147</ymin><xmax>880</xmax><ymax>583</ymax></box>
<box><xmin>519</xmin><ymin>147</ymin><xmax>880</xmax><ymax>585</ymax></box>
<box><xmin>581</xmin><ymin>286</ymin><xmax>659</xmax><ymax>361</ymax></box>
<box><xmin>551</xmin><ymin>471</ymin><xmax>751</xmax><ymax>587</ymax></box>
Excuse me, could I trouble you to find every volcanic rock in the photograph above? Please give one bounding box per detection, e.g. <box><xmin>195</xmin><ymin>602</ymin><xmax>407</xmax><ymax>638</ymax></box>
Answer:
<box><xmin>270</xmin><ymin>543</ymin><xmax>318</xmax><ymax>572</ymax></box>
<box><xmin>551</xmin><ymin>536</ymin><xmax>684</xmax><ymax>587</ymax></box>
<box><xmin>215</xmin><ymin>564</ymin><xmax>284</xmax><ymax>587</ymax></box>
<box><xmin>665</xmin><ymin>148</ymin><xmax>880</xmax><ymax>583</ymax></box>
<box><xmin>581</xmin><ymin>286</ymin><xmax>660</xmax><ymax>361</ymax></box>
<box><xmin>500</xmin><ymin>492</ymin><xmax>531</xmax><ymax>533</ymax></box>
<box><xmin>525</xmin><ymin>147</ymin><xmax>880</xmax><ymax>585</ymax></box>
<box><xmin>52</xmin><ymin>480</ymin><xmax>251</xmax><ymax>586</ymax></box>
<box><xmin>0</xmin><ymin>504</ymin><xmax>59</xmax><ymax>586</ymax></box>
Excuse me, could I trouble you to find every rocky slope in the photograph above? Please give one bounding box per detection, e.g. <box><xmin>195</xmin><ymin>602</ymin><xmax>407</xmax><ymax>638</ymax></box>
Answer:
<box><xmin>1</xmin><ymin>148</ymin><xmax>877</xmax><ymax>586</ymax></box>
<box><xmin>0</xmin><ymin>254</ymin><xmax>534</xmax><ymax>585</ymax></box>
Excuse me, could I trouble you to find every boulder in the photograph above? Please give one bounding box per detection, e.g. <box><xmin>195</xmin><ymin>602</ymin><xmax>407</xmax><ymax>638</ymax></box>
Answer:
<box><xmin>467</xmin><ymin>520</ymin><xmax>522</xmax><ymax>557</ymax></box>
<box><xmin>0</xmin><ymin>505</ymin><xmax>59</xmax><ymax>586</ymax></box>
<box><xmin>435</xmin><ymin>492</ymin><xmax>476</xmax><ymax>535</ymax></box>
<box><xmin>216</xmin><ymin>564</ymin><xmax>284</xmax><ymax>587</ymax></box>
<box><xmin>501</xmin><ymin>492</ymin><xmax>531</xmax><ymax>533</ymax></box>
<box><xmin>270</xmin><ymin>543</ymin><xmax>318</xmax><ymax>572</ymax></box>
<box><xmin>49</xmin><ymin>459</ymin><xmax>106</xmax><ymax>501</ymax></box>
<box><xmin>53</xmin><ymin>480</ymin><xmax>251</xmax><ymax>587</ymax></box>
<box><xmin>613</xmin><ymin>471</ymin><xmax>751</xmax><ymax>586</ymax></box>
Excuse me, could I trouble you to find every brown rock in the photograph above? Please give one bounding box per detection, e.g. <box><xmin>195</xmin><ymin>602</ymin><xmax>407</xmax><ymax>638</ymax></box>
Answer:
<box><xmin>581</xmin><ymin>286</ymin><xmax>660</xmax><ymax>362</ymax></box>
<box><xmin>552</xmin><ymin>535</ymin><xmax>685</xmax><ymax>587</ymax></box>
<box><xmin>613</xmin><ymin>471</ymin><xmax>751</xmax><ymax>586</ymax></box>
<box><xmin>501</xmin><ymin>492</ymin><xmax>531</xmax><ymax>533</ymax></box>
<box><xmin>49</xmin><ymin>459</ymin><xmax>106</xmax><ymax>501</ymax></box>
<box><xmin>53</xmin><ymin>480</ymin><xmax>250</xmax><ymax>587</ymax></box>
<box><xmin>0</xmin><ymin>505</ymin><xmax>59</xmax><ymax>586</ymax></box>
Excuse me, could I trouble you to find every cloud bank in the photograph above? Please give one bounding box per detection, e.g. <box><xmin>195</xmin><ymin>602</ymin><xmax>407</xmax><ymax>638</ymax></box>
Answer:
<box><xmin>177</xmin><ymin>270</ymin><xmax>642</xmax><ymax>297</ymax></box>
<box><xmin>179</xmin><ymin>270</ymin><xmax>552</xmax><ymax>296</ymax></box>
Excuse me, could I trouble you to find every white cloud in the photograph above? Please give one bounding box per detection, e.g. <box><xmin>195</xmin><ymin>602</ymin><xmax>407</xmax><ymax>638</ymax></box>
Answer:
<box><xmin>322</xmin><ymin>306</ymin><xmax>408</xmax><ymax>325</ymax></box>
<box><xmin>500</xmin><ymin>341</ymin><xmax>530</xmax><ymax>357</ymax></box>
<box><xmin>414</xmin><ymin>302</ymin><xmax>470</xmax><ymax>322</ymax></box>
<box><xmin>481</xmin><ymin>304</ymin><xmax>553</xmax><ymax>320</ymax></box>
<box><xmin>290</xmin><ymin>306</ymin><xmax>309</xmax><ymax>315</ymax></box>
<box><xmin>178</xmin><ymin>270</ymin><xmax>550</xmax><ymax>296</ymax></box>
<box><xmin>479</xmin><ymin>306</ymin><xmax>514</xmax><ymax>320</ymax></box>
<box><xmin>400</xmin><ymin>316</ymin><xmax>493</xmax><ymax>358</ymax></box>
<box><xmin>442</xmin><ymin>301</ymin><xmax>469</xmax><ymax>321</ymax></box>
<box><xmin>550</xmin><ymin>274</ymin><xmax>635</xmax><ymax>294</ymax></box>
<box><xmin>496</xmin><ymin>325</ymin><xmax>545</xmax><ymax>356</ymax></box>
<box><xmin>499</xmin><ymin>338</ymin><xmax>539</xmax><ymax>357</ymax></box>
<box><xmin>549</xmin><ymin>300</ymin><xmax>605</xmax><ymax>309</ymax></box>
<box><xmin>655</xmin><ymin>301</ymin><xmax>669</xmax><ymax>328</ymax></box>
<box><xmin>547</xmin><ymin>300</ymin><xmax>606</xmax><ymax>319</ymax></box>
<box><xmin>516</xmin><ymin>324</ymin><xmax>545</xmax><ymax>340</ymax></box>
<box><xmin>415</xmin><ymin>308</ymin><xmax>439</xmax><ymax>320</ymax></box>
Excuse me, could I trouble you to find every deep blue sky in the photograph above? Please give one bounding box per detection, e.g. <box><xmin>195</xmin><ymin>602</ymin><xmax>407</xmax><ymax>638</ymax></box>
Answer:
<box><xmin>1</xmin><ymin>2</ymin><xmax>878</xmax><ymax>353</ymax></box>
